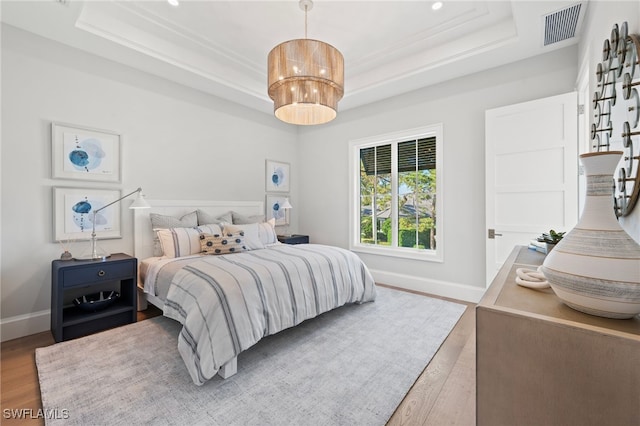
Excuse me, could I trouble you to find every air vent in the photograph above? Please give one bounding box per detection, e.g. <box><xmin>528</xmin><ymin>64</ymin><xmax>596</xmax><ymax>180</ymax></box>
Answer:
<box><xmin>543</xmin><ymin>3</ymin><xmax>583</xmax><ymax>46</ymax></box>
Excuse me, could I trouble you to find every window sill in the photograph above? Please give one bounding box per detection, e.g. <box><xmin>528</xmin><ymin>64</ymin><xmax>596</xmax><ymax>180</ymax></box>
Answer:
<box><xmin>351</xmin><ymin>244</ymin><xmax>443</xmax><ymax>263</ymax></box>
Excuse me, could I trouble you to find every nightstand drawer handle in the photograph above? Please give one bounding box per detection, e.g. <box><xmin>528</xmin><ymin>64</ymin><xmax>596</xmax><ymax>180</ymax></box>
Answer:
<box><xmin>98</xmin><ymin>270</ymin><xmax>106</xmax><ymax>277</ymax></box>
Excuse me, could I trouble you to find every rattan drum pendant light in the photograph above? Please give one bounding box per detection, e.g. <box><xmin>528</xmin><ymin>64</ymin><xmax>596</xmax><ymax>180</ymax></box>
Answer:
<box><xmin>268</xmin><ymin>0</ymin><xmax>344</xmax><ymax>125</ymax></box>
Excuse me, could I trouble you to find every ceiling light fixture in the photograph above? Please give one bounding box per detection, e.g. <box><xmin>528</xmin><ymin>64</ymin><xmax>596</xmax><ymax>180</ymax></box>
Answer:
<box><xmin>167</xmin><ymin>0</ymin><xmax>179</xmax><ymax>7</ymax></box>
<box><xmin>267</xmin><ymin>0</ymin><xmax>344</xmax><ymax>125</ymax></box>
<box><xmin>432</xmin><ymin>2</ymin><xmax>443</xmax><ymax>11</ymax></box>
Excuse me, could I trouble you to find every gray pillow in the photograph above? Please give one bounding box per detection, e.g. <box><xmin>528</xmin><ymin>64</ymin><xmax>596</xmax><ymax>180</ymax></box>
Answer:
<box><xmin>197</xmin><ymin>209</ymin><xmax>232</xmax><ymax>226</ymax></box>
<box><xmin>231</xmin><ymin>211</ymin><xmax>265</xmax><ymax>224</ymax></box>
<box><xmin>150</xmin><ymin>211</ymin><xmax>197</xmax><ymax>229</ymax></box>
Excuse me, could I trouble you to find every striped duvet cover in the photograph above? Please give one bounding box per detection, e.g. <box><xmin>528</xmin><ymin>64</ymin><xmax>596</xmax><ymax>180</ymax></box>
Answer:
<box><xmin>161</xmin><ymin>243</ymin><xmax>377</xmax><ymax>385</ymax></box>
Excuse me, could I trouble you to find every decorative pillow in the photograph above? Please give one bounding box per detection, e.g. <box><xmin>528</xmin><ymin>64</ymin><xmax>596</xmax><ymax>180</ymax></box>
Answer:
<box><xmin>156</xmin><ymin>224</ymin><xmax>222</xmax><ymax>258</ymax></box>
<box><xmin>258</xmin><ymin>218</ymin><xmax>278</xmax><ymax>246</ymax></box>
<box><xmin>150</xmin><ymin>211</ymin><xmax>198</xmax><ymax>256</ymax></box>
<box><xmin>223</xmin><ymin>219</ymin><xmax>277</xmax><ymax>250</ymax></box>
<box><xmin>197</xmin><ymin>209</ymin><xmax>233</xmax><ymax>226</ymax></box>
<box><xmin>231</xmin><ymin>211</ymin><xmax>266</xmax><ymax>224</ymax></box>
<box><xmin>200</xmin><ymin>232</ymin><xmax>247</xmax><ymax>255</ymax></box>
<box><xmin>150</xmin><ymin>211</ymin><xmax>197</xmax><ymax>228</ymax></box>
<box><xmin>223</xmin><ymin>223</ymin><xmax>264</xmax><ymax>250</ymax></box>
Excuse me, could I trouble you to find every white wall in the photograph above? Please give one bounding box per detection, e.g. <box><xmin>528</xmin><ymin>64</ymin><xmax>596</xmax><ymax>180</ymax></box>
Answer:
<box><xmin>0</xmin><ymin>24</ymin><xmax>298</xmax><ymax>340</ymax></box>
<box><xmin>294</xmin><ymin>0</ymin><xmax>640</xmax><ymax>302</ymax></box>
<box><xmin>297</xmin><ymin>47</ymin><xmax>579</xmax><ymax>302</ymax></box>
<box><xmin>578</xmin><ymin>0</ymin><xmax>640</xmax><ymax>242</ymax></box>
<box><xmin>5</xmin><ymin>1</ymin><xmax>640</xmax><ymax>340</ymax></box>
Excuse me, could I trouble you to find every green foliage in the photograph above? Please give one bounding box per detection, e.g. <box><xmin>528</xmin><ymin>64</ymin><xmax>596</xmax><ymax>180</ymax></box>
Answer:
<box><xmin>396</xmin><ymin>229</ymin><xmax>431</xmax><ymax>249</ymax></box>
<box><xmin>359</xmin><ymin>148</ymin><xmax>438</xmax><ymax>249</ymax></box>
<box><xmin>537</xmin><ymin>229</ymin><xmax>565</xmax><ymax>244</ymax></box>
<box><xmin>380</xmin><ymin>219</ymin><xmax>392</xmax><ymax>236</ymax></box>
<box><xmin>361</xmin><ymin>216</ymin><xmax>373</xmax><ymax>240</ymax></box>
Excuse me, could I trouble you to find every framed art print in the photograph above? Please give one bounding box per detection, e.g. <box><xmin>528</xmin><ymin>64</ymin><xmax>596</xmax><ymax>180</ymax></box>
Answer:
<box><xmin>53</xmin><ymin>187</ymin><xmax>122</xmax><ymax>241</ymax></box>
<box><xmin>265</xmin><ymin>159</ymin><xmax>290</xmax><ymax>192</ymax></box>
<box><xmin>52</xmin><ymin>122</ymin><xmax>122</xmax><ymax>182</ymax></box>
<box><xmin>266</xmin><ymin>194</ymin><xmax>290</xmax><ymax>226</ymax></box>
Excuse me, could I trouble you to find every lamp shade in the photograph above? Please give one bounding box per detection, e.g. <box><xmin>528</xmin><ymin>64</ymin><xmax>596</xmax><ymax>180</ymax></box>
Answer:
<box><xmin>268</xmin><ymin>39</ymin><xmax>344</xmax><ymax>125</ymax></box>
<box><xmin>129</xmin><ymin>193</ymin><xmax>150</xmax><ymax>209</ymax></box>
<box><xmin>281</xmin><ymin>198</ymin><xmax>293</xmax><ymax>209</ymax></box>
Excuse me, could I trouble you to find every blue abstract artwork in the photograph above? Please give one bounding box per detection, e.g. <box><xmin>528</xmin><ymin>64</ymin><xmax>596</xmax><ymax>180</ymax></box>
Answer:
<box><xmin>68</xmin><ymin>196</ymin><xmax>111</xmax><ymax>233</ymax></box>
<box><xmin>266</xmin><ymin>194</ymin><xmax>289</xmax><ymax>226</ymax></box>
<box><xmin>271</xmin><ymin>168</ymin><xmax>284</xmax><ymax>187</ymax></box>
<box><xmin>271</xmin><ymin>201</ymin><xmax>285</xmax><ymax>220</ymax></box>
<box><xmin>63</xmin><ymin>133</ymin><xmax>111</xmax><ymax>175</ymax></box>
<box><xmin>52</xmin><ymin>123</ymin><xmax>120</xmax><ymax>182</ymax></box>
<box><xmin>54</xmin><ymin>187</ymin><xmax>122</xmax><ymax>241</ymax></box>
<box><xmin>265</xmin><ymin>160</ymin><xmax>290</xmax><ymax>192</ymax></box>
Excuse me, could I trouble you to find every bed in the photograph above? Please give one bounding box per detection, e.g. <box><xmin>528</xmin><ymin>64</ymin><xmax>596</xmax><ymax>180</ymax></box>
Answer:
<box><xmin>134</xmin><ymin>200</ymin><xmax>377</xmax><ymax>385</ymax></box>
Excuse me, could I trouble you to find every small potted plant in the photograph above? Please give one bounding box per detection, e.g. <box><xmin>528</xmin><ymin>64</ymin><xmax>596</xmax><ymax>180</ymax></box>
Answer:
<box><xmin>537</xmin><ymin>229</ymin><xmax>565</xmax><ymax>253</ymax></box>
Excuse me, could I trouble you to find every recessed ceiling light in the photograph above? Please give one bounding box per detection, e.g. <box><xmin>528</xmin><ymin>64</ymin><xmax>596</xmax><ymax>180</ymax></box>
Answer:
<box><xmin>168</xmin><ymin>0</ymin><xmax>179</xmax><ymax>6</ymax></box>
<box><xmin>432</xmin><ymin>2</ymin><xmax>443</xmax><ymax>11</ymax></box>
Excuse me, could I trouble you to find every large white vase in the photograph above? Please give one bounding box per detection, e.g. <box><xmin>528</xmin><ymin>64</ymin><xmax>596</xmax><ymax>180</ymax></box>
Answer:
<box><xmin>541</xmin><ymin>151</ymin><xmax>640</xmax><ymax>319</ymax></box>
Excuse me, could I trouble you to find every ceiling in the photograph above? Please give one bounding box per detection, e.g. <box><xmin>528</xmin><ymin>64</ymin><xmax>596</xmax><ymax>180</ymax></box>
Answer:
<box><xmin>1</xmin><ymin>0</ymin><xmax>587</xmax><ymax>117</ymax></box>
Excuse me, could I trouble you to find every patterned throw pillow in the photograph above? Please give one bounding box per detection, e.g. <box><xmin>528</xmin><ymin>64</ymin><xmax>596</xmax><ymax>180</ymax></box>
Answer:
<box><xmin>223</xmin><ymin>219</ymin><xmax>276</xmax><ymax>250</ymax></box>
<box><xmin>199</xmin><ymin>232</ymin><xmax>247</xmax><ymax>255</ymax></box>
<box><xmin>156</xmin><ymin>224</ymin><xmax>223</xmax><ymax>258</ymax></box>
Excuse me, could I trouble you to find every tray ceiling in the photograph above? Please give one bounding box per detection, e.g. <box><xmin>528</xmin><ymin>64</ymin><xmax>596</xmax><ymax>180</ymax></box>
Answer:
<box><xmin>1</xmin><ymin>0</ymin><xmax>586</xmax><ymax>116</ymax></box>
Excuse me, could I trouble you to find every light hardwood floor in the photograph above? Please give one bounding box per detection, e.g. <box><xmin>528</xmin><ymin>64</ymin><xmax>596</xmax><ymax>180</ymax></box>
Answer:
<box><xmin>1</xmin><ymin>287</ymin><xmax>476</xmax><ymax>425</ymax></box>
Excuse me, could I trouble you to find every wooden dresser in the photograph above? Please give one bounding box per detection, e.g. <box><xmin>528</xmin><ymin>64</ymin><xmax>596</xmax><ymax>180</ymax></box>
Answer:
<box><xmin>476</xmin><ymin>246</ymin><xmax>640</xmax><ymax>425</ymax></box>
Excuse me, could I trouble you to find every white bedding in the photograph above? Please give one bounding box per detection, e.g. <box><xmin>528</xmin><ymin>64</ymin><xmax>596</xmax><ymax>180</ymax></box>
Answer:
<box><xmin>142</xmin><ymin>243</ymin><xmax>376</xmax><ymax>385</ymax></box>
<box><xmin>140</xmin><ymin>255</ymin><xmax>203</xmax><ymax>302</ymax></box>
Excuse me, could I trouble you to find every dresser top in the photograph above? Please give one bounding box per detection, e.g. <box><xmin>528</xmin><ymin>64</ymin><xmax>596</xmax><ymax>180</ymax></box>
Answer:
<box><xmin>479</xmin><ymin>246</ymin><xmax>640</xmax><ymax>338</ymax></box>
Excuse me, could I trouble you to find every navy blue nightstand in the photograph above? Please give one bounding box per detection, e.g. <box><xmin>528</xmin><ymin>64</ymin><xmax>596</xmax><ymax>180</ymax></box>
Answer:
<box><xmin>51</xmin><ymin>253</ymin><xmax>137</xmax><ymax>342</ymax></box>
<box><xmin>277</xmin><ymin>234</ymin><xmax>309</xmax><ymax>245</ymax></box>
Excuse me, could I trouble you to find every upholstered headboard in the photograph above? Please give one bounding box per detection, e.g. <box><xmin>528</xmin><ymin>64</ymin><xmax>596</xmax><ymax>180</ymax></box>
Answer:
<box><xmin>133</xmin><ymin>199</ymin><xmax>264</xmax><ymax>260</ymax></box>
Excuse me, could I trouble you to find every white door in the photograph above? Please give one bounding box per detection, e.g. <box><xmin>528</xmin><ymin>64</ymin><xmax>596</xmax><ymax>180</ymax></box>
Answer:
<box><xmin>485</xmin><ymin>92</ymin><xmax>579</xmax><ymax>285</ymax></box>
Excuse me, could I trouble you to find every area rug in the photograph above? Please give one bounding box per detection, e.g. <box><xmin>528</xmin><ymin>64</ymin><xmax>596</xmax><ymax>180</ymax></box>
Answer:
<box><xmin>36</xmin><ymin>286</ymin><xmax>466</xmax><ymax>426</ymax></box>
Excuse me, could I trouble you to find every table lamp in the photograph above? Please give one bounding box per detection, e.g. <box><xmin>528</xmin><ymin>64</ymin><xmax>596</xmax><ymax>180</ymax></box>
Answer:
<box><xmin>281</xmin><ymin>198</ymin><xmax>293</xmax><ymax>210</ymax></box>
<box><xmin>76</xmin><ymin>187</ymin><xmax>150</xmax><ymax>260</ymax></box>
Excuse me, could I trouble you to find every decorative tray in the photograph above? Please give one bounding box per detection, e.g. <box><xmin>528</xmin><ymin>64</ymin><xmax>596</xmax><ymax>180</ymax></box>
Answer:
<box><xmin>73</xmin><ymin>291</ymin><xmax>120</xmax><ymax>312</ymax></box>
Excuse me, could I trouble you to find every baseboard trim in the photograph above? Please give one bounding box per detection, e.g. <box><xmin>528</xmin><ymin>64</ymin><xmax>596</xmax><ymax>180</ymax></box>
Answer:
<box><xmin>369</xmin><ymin>269</ymin><xmax>486</xmax><ymax>303</ymax></box>
<box><xmin>1</xmin><ymin>309</ymin><xmax>50</xmax><ymax>342</ymax></box>
<box><xmin>1</xmin><ymin>272</ymin><xmax>484</xmax><ymax>341</ymax></box>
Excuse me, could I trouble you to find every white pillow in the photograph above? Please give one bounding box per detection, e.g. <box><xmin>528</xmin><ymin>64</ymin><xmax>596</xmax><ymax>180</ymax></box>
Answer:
<box><xmin>223</xmin><ymin>223</ymin><xmax>263</xmax><ymax>250</ymax></box>
<box><xmin>150</xmin><ymin>211</ymin><xmax>198</xmax><ymax>256</ymax></box>
<box><xmin>156</xmin><ymin>224</ymin><xmax>222</xmax><ymax>258</ymax></box>
<box><xmin>223</xmin><ymin>219</ymin><xmax>277</xmax><ymax>250</ymax></box>
<box><xmin>259</xmin><ymin>218</ymin><xmax>278</xmax><ymax>246</ymax></box>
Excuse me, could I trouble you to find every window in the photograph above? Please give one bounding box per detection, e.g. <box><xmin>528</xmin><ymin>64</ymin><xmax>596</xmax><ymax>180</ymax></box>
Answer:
<box><xmin>349</xmin><ymin>124</ymin><xmax>443</xmax><ymax>262</ymax></box>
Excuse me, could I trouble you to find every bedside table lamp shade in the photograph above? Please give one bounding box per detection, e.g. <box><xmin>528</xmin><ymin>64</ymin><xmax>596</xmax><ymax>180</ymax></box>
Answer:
<box><xmin>281</xmin><ymin>198</ymin><xmax>292</xmax><ymax>210</ymax></box>
<box><xmin>77</xmin><ymin>187</ymin><xmax>150</xmax><ymax>260</ymax></box>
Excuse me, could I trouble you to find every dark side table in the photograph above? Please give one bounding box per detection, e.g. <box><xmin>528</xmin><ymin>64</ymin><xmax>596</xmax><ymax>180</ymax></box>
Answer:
<box><xmin>51</xmin><ymin>253</ymin><xmax>137</xmax><ymax>342</ymax></box>
<box><xmin>277</xmin><ymin>234</ymin><xmax>309</xmax><ymax>245</ymax></box>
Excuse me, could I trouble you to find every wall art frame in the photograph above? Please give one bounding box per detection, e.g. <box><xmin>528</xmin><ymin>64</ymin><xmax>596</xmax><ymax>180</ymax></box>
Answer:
<box><xmin>265</xmin><ymin>159</ymin><xmax>290</xmax><ymax>192</ymax></box>
<box><xmin>51</xmin><ymin>122</ymin><xmax>122</xmax><ymax>183</ymax></box>
<box><xmin>53</xmin><ymin>187</ymin><xmax>122</xmax><ymax>242</ymax></box>
<box><xmin>266</xmin><ymin>194</ymin><xmax>290</xmax><ymax>226</ymax></box>
<box><xmin>591</xmin><ymin>21</ymin><xmax>640</xmax><ymax>217</ymax></box>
